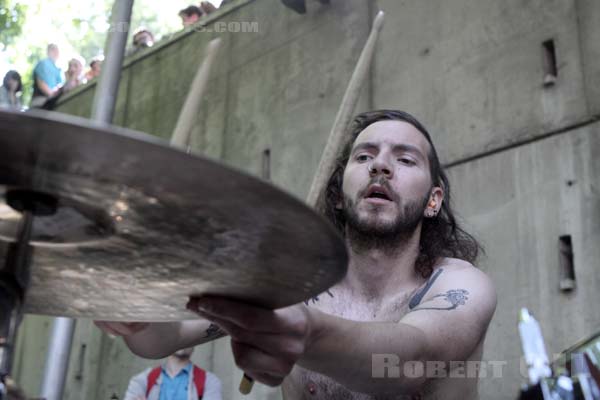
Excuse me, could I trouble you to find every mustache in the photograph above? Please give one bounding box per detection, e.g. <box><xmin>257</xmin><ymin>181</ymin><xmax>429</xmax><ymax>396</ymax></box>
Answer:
<box><xmin>358</xmin><ymin>177</ymin><xmax>399</xmax><ymax>202</ymax></box>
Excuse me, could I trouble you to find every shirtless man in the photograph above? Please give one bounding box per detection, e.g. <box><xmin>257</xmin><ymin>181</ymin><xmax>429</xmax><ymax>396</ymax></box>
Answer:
<box><xmin>96</xmin><ymin>109</ymin><xmax>497</xmax><ymax>399</ymax></box>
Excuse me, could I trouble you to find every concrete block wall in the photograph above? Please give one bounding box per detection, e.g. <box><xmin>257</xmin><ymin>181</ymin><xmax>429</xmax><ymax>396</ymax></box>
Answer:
<box><xmin>447</xmin><ymin>121</ymin><xmax>600</xmax><ymax>399</ymax></box>
<box><xmin>13</xmin><ymin>0</ymin><xmax>600</xmax><ymax>399</ymax></box>
<box><xmin>374</xmin><ymin>0</ymin><xmax>589</xmax><ymax>164</ymax></box>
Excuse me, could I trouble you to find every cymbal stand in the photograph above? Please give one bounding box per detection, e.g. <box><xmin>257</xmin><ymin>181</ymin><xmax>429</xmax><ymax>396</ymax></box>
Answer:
<box><xmin>0</xmin><ymin>190</ymin><xmax>57</xmax><ymax>398</ymax></box>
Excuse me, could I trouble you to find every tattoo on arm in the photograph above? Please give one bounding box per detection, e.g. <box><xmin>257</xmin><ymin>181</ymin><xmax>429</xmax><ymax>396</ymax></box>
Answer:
<box><xmin>204</xmin><ymin>323</ymin><xmax>227</xmax><ymax>340</ymax></box>
<box><xmin>410</xmin><ymin>289</ymin><xmax>470</xmax><ymax>312</ymax></box>
<box><xmin>409</xmin><ymin>268</ymin><xmax>444</xmax><ymax>309</ymax></box>
<box><xmin>304</xmin><ymin>289</ymin><xmax>334</xmax><ymax>305</ymax></box>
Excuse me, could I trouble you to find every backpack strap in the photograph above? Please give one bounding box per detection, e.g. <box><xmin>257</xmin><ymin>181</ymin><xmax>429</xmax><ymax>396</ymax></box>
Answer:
<box><xmin>192</xmin><ymin>366</ymin><xmax>207</xmax><ymax>399</ymax></box>
<box><xmin>146</xmin><ymin>366</ymin><xmax>162</xmax><ymax>398</ymax></box>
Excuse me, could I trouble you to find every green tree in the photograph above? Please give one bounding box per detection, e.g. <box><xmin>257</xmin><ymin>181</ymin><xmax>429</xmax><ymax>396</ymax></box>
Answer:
<box><xmin>0</xmin><ymin>0</ymin><xmax>27</xmax><ymax>50</ymax></box>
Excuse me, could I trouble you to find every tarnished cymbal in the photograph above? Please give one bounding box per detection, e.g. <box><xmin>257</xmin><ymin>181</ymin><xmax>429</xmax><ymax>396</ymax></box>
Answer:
<box><xmin>0</xmin><ymin>110</ymin><xmax>347</xmax><ymax>321</ymax></box>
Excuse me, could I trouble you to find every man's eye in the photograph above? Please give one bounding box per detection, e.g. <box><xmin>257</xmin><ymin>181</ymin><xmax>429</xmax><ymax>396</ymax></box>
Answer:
<box><xmin>398</xmin><ymin>158</ymin><xmax>415</xmax><ymax>165</ymax></box>
<box><xmin>356</xmin><ymin>154</ymin><xmax>371</xmax><ymax>162</ymax></box>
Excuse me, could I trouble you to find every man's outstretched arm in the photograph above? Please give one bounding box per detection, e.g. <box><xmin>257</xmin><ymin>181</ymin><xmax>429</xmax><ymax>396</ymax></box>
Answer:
<box><xmin>188</xmin><ymin>262</ymin><xmax>496</xmax><ymax>394</ymax></box>
<box><xmin>94</xmin><ymin>318</ymin><xmax>227</xmax><ymax>359</ymax></box>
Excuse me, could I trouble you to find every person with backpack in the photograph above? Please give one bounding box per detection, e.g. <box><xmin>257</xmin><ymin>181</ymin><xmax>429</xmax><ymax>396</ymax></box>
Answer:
<box><xmin>123</xmin><ymin>347</ymin><xmax>222</xmax><ymax>400</ymax></box>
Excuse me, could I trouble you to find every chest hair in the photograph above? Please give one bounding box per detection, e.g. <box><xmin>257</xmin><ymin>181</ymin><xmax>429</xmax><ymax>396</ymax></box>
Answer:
<box><xmin>287</xmin><ymin>288</ymin><xmax>424</xmax><ymax>400</ymax></box>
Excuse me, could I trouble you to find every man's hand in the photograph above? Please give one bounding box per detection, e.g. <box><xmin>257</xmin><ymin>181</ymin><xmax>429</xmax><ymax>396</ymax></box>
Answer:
<box><xmin>187</xmin><ymin>297</ymin><xmax>314</xmax><ymax>387</ymax></box>
<box><xmin>94</xmin><ymin>321</ymin><xmax>149</xmax><ymax>337</ymax></box>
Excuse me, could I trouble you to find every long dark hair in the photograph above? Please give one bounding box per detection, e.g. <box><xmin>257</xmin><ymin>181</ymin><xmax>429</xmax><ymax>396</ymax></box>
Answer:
<box><xmin>321</xmin><ymin>109</ymin><xmax>482</xmax><ymax>278</ymax></box>
<box><xmin>3</xmin><ymin>70</ymin><xmax>22</xmax><ymax>93</ymax></box>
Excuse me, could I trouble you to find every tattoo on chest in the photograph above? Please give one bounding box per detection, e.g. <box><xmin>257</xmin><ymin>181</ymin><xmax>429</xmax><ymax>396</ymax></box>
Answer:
<box><xmin>204</xmin><ymin>323</ymin><xmax>227</xmax><ymax>339</ymax></box>
<box><xmin>304</xmin><ymin>289</ymin><xmax>334</xmax><ymax>305</ymax></box>
<box><xmin>411</xmin><ymin>289</ymin><xmax>470</xmax><ymax>311</ymax></box>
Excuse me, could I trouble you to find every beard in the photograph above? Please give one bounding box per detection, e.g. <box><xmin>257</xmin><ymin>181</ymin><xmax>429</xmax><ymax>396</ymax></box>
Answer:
<box><xmin>343</xmin><ymin>188</ymin><xmax>429</xmax><ymax>253</ymax></box>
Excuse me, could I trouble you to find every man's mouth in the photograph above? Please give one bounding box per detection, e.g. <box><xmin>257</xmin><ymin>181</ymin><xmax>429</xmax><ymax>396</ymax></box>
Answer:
<box><xmin>364</xmin><ymin>185</ymin><xmax>393</xmax><ymax>202</ymax></box>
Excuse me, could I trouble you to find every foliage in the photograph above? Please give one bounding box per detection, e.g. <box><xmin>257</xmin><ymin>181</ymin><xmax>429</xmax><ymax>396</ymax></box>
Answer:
<box><xmin>0</xmin><ymin>0</ymin><xmax>27</xmax><ymax>50</ymax></box>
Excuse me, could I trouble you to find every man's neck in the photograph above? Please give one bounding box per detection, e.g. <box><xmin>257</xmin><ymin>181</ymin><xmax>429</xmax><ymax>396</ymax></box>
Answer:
<box><xmin>165</xmin><ymin>356</ymin><xmax>191</xmax><ymax>377</ymax></box>
<box><xmin>342</xmin><ymin>225</ymin><xmax>424</xmax><ymax>301</ymax></box>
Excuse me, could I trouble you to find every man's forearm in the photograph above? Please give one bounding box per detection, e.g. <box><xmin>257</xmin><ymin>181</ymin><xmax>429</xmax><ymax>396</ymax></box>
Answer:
<box><xmin>124</xmin><ymin>322</ymin><xmax>185</xmax><ymax>359</ymax></box>
<box><xmin>299</xmin><ymin>309</ymin><xmax>430</xmax><ymax>395</ymax></box>
<box><xmin>36</xmin><ymin>79</ymin><xmax>54</xmax><ymax>97</ymax></box>
<box><xmin>124</xmin><ymin>319</ymin><xmax>227</xmax><ymax>359</ymax></box>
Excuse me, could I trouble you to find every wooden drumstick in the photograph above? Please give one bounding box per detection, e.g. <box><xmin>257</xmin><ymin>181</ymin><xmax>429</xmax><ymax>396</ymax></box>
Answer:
<box><xmin>239</xmin><ymin>374</ymin><xmax>254</xmax><ymax>394</ymax></box>
<box><xmin>170</xmin><ymin>37</ymin><xmax>222</xmax><ymax>149</ymax></box>
<box><xmin>169</xmin><ymin>35</ymin><xmax>233</xmax><ymax>390</ymax></box>
<box><xmin>306</xmin><ymin>10</ymin><xmax>385</xmax><ymax>209</ymax></box>
<box><xmin>167</xmin><ymin>34</ymin><xmax>256</xmax><ymax>396</ymax></box>
<box><xmin>239</xmin><ymin>10</ymin><xmax>385</xmax><ymax>395</ymax></box>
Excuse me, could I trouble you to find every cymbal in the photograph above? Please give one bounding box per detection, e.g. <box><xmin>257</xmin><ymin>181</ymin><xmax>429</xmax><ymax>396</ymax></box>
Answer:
<box><xmin>0</xmin><ymin>110</ymin><xmax>348</xmax><ymax>321</ymax></box>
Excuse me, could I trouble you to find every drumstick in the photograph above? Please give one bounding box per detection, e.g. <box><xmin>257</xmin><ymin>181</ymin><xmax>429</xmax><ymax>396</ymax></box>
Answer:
<box><xmin>170</xmin><ymin>37</ymin><xmax>222</xmax><ymax>149</ymax></box>
<box><xmin>306</xmin><ymin>10</ymin><xmax>385</xmax><ymax>208</ymax></box>
<box><xmin>239</xmin><ymin>10</ymin><xmax>385</xmax><ymax>395</ymax></box>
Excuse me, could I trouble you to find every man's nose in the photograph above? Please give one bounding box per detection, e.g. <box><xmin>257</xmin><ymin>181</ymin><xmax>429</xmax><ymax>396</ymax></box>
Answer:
<box><xmin>368</xmin><ymin>155</ymin><xmax>393</xmax><ymax>178</ymax></box>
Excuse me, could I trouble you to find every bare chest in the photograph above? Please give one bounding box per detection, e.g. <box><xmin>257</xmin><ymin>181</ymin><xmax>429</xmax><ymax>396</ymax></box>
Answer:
<box><xmin>309</xmin><ymin>285</ymin><xmax>417</xmax><ymax>321</ymax></box>
<box><xmin>283</xmin><ymin>288</ymin><xmax>421</xmax><ymax>400</ymax></box>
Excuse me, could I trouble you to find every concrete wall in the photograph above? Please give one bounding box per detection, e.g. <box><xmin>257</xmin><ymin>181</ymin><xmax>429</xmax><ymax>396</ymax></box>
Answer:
<box><xmin>447</xmin><ymin>121</ymin><xmax>600</xmax><ymax>399</ymax></box>
<box><xmin>374</xmin><ymin>0</ymin><xmax>589</xmax><ymax>164</ymax></box>
<box><xmin>576</xmin><ymin>0</ymin><xmax>600</xmax><ymax>115</ymax></box>
<box><xmin>12</xmin><ymin>0</ymin><xmax>600</xmax><ymax>399</ymax></box>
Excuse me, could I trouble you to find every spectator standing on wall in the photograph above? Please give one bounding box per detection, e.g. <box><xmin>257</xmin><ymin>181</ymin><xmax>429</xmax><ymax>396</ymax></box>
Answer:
<box><xmin>85</xmin><ymin>57</ymin><xmax>103</xmax><ymax>81</ymax></box>
<box><xmin>128</xmin><ymin>28</ymin><xmax>155</xmax><ymax>57</ymax></box>
<box><xmin>199</xmin><ymin>1</ymin><xmax>218</xmax><ymax>14</ymax></box>
<box><xmin>179</xmin><ymin>5</ymin><xmax>204</xmax><ymax>27</ymax></box>
<box><xmin>0</xmin><ymin>70</ymin><xmax>23</xmax><ymax>110</ymax></box>
<box><xmin>31</xmin><ymin>43</ymin><xmax>63</xmax><ymax>108</ymax></box>
<box><xmin>63</xmin><ymin>57</ymin><xmax>85</xmax><ymax>93</ymax></box>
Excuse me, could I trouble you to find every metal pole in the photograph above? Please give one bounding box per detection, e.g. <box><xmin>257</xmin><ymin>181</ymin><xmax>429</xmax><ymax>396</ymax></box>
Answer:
<box><xmin>39</xmin><ymin>318</ymin><xmax>76</xmax><ymax>400</ymax></box>
<box><xmin>0</xmin><ymin>211</ymin><xmax>34</xmax><ymax>382</ymax></box>
<box><xmin>40</xmin><ymin>1</ymin><xmax>134</xmax><ymax>398</ymax></box>
<box><xmin>91</xmin><ymin>0</ymin><xmax>135</xmax><ymax>124</ymax></box>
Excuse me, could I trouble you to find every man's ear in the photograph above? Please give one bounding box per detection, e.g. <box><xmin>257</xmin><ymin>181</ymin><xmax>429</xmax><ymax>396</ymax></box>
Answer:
<box><xmin>424</xmin><ymin>186</ymin><xmax>444</xmax><ymax>217</ymax></box>
<box><xmin>431</xmin><ymin>186</ymin><xmax>444</xmax><ymax>208</ymax></box>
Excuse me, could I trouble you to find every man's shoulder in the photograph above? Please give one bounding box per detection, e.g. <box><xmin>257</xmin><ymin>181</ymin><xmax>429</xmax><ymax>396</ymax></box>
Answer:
<box><xmin>435</xmin><ymin>256</ymin><xmax>475</xmax><ymax>269</ymax></box>
<box><xmin>36</xmin><ymin>58</ymin><xmax>51</xmax><ymax>67</ymax></box>
<box><xmin>34</xmin><ymin>59</ymin><xmax>53</xmax><ymax>74</ymax></box>
<box><xmin>190</xmin><ymin>366</ymin><xmax>221</xmax><ymax>391</ymax></box>
<box><xmin>130</xmin><ymin>366</ymin><xmax>154</xmax><ymax>381</ymax></box>
<box><xmin>33</xmin><ymin>59</ymin><xmax>45</xmax><ymax>72</ymax></box>
<box><xmin>424</xmin><ymin>257</ymin><xmax>496</xmax><ymax>301</ymax></box>
<box><xmin>125</xmin><ymin>367</ymin><xmax>154</xmax><ymax>396</ymax></box>
<box><xmin>191</xmin><ymin>364</ymin><xmax>218</xmax><ymax>379</ymax></box>
<box><xmin>434</xmin><ymin>257</ymin><xmax>490</xmax><ymax>280</ymax></box>
<box><xmin>426</xmin><ymin>258</ymin><xmax>496</xmax><ymax>303</ymax></box>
